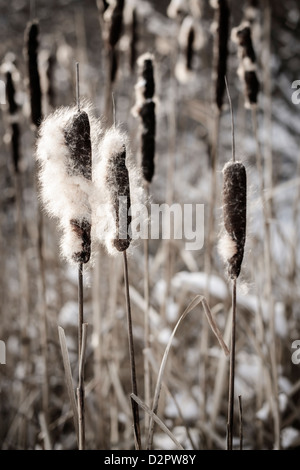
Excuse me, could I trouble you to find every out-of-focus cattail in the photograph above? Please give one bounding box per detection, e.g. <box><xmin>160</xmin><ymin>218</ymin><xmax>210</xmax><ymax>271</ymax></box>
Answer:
<box><xmin>6</xmin><ymin>70</ymin><xmax>18</xmax><ymax>115</ymax></box>
<box><xmin>219</xmin><ymin>161</ymin><xmax>247</xmax><ymax>280</ymax></box>
<box><xmin>132</xmin><ymin>53</ymin><xmax>156</xmax><ymax>184</ymax></box>
<box><xmin>232</xmin><ymin>21</ymin><xmax>260</xmax><ymax>108</ymax></box>
<box><xmin>175</xmin><ymin>15</ymin><xmax>205</xmax><ymax>83</ymax></box>
<box><xmin>210</xmin><ymin>0</ymin><xmax>230</xmax><ymax>111</ymax></box>
<box><xmin>25</xmin><ymin>20</ymin><xmax>42</xmax><ymax>127</ymax></box>
<box><xmin>93</xmin><ymin>128</ymin><xmax>132</xmax><ymax>254</ymax></box>
<box><xmin>106</xmin><ymin>0</ymin><xmax>125</xmax><ymax>48</ymax></box>
<box><xmin>36</xmin><ymin>105</ymin><xmax>94</xmax><ymax>264</ymax></box>
<box><xmin>2</xmin><ymin>57</ymin><xmax>21</xmax><ymax>174</ymax></box>
<box><xmin>40</xmin><ymin>49</ymin><xmax>56</xmax><ymax>111</ymax></box>
<box><xmin>129</xmin><ymin>7</ymin><xmax>138</xmax><ymax>72</ymax></box>
<box><xmin>167</xmin><ymin>0</ymin><xmax>188</xmax><ymax>19</ymax></box>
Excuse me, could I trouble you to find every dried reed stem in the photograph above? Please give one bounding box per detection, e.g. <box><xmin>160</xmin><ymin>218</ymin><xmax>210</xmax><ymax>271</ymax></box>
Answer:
<box><xmin>227</xmin><ymin>278</ymin><xmax>236</xmax><ymax>450</ymax></box>
<box><xmin>123</xmin><ymin>250</ymin><xmax>142</xmax><ymax>450</ymax></box>
<box><xmin>238</xmin><ymin>395</ymin><xmax>243</xmax><ymax>450</ymax></box>
<box><xmin>143</xmin><ymin>182</ymin><xmax>151</xmax><ymax>436</ymax></box>
<box><xmin>77</xmin><ymin>322</ymin><xmax>88</xmax><ymax>450</ymax></box>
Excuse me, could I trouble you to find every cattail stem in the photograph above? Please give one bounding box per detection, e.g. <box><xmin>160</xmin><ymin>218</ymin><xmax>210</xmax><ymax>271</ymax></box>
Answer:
<box><xmin>77</xmin><ymin>322</ymin><xmax>87</xmax><ymax>450</ymax></box>
<box><xmin>78</xmin><ymin>262</ymin><xmax>84</xmax><ymax>359</ymax></box>
<box><xmin>143</xmin><ymin>182</ymin><xmax>151</xmax><ymax>435</ymax></box>
<box><xmin>227</xmin><ymin>278</ymin><xmax>236</xmax><ymax>450</ymax></box>
<box><xmin>123</xmin><ymin>250</ymin><xmax>141</xmax><ymax>450</ymax></box>
<box><xmin>238</xmin><ymin>395</ymin><xmax>243</xmax><ymax>450</ymax></box>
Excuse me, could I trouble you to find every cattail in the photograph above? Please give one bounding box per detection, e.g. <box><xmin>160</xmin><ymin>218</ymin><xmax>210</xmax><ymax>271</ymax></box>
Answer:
<box><xmin>167</xmin><ymin>0</ymin><xmax>188</xmax><ymax>19</ymax></box>
<box><xmin>25</xmin><ymin>20</ymin><xmax>42</xmax><ymax>127</ymax></box>
<box><xmin>2</xmin><ymin>57</ymin><xmax>21</xmax><ymax>174</ymax></box>
<box><xmin>105</xmin><ymin>0</ymin><xmax>125</xmax><ymax>48</ymax></box>
<box><xmin>232</xmin><ymin>21</ymin><xmax>260</xmax><ymax>108</ymax></box>
<box><xmin>210</xmin><ymin>0</ymin><xmax>230</xmax><ymax>110</ymax></box>
<box><xmin>132</xmin><ymin>53</ymin><xmax>156</xmax><ymax>184</ymax></box>
<box><xmin>93</xmin><ymin>128</ymin><xmax>133</xmax><ymax>254</ymax></box>
<box><xmin>219</xmin><ymin>161</ymin><xmax>247</xmax><ymax>280</ymax></box>
<box><xmin>129</xmin><ymin>7</ymin><xmax>138</xmax><ymax>72</ymax></box>
<box><xmin>40</xmin><ymin>49</ymin><xmax>56</xmax><ymax>111</ymax></box>
<box><xmin>175</xmin><ymin>15</ymin><xmax>205</xmax><ymax>83</ymax></box>
<box><xmin>36</xmin><ymin>105</ymin><xmax>94</xmax><ymax>264</ymax></box>
<box><xmin>6</xmin><ymin>70</ymin><xmax>18</xmax><ymax>115</ymax></box>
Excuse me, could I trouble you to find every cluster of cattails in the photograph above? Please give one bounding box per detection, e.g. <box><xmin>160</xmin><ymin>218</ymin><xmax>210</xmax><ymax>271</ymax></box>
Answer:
<box><xmin>24</xmin><ymin>20</ymin><xmax>42</xmax><ymax>128</ymax></box>
<box><xmin>219</xmin><ymin>161</ymin><xmax>247</xmax><ymax>280</ymax></box>
<box><xmin>231</xmin><ymin>21</ymin><xmax>260</xmax><ymax>108</ymax></box>
<box><xmin>210</xmin><ymin>0</ymin><xmax>230</xmax><ymax>111</ymax></box>
<box><xmin>132</xmin><ymin>53</ymin><xmax>156</xmax><ymax>184</ymax></box>
<box><xmin>1</xmin><ymin>55</ymin><xmax>21</xmax><ymax>174</ymax></box>
<box><xmin>36</xmin><ymin>104</ymin><xmax>144</xmax><ymax>260</ymax></box>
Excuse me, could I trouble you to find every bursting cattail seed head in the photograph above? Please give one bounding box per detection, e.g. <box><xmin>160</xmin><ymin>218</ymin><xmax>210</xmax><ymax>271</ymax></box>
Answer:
<box><xmin>211</xmin><ymin>0</ymin><xmax>230</xmax><ymax>111</ymax></box>
<box><xmin>25</xmin><ymin>20</ymin><xmax>42</xmax><ymax>127</ymax></box>
<box><xmin>36</xmin><ymin>105</ymin><xmax>95</xmax><ymax>264</ymax></box>
<box><xmin>219</xmin><ymin>161</ymin><xmax>247</xmax><ymax>280</ymax></box>
<box><xmin>93</xmin><ymin>128</ymin><xmax>133</xmax><ymax>254</ymax></box>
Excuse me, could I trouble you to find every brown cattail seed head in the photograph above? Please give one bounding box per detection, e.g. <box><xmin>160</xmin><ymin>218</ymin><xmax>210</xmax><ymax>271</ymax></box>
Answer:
<box><xmin>6</xmin><ymin>71</ymin><xmax>18</xmax><ymax>115</ymax></box>
<box><xmin>130</xmin><ymin>7</ymin><xmax>138</xmax><ymax>72</ymax></box>
<box><xmin>141</xmin><ymin>58</ymin><xmax>155</xmax><ymax>100</ymax></box>
<box><xmin>132</xmin><ymin>53</ymin><xmax>156</xmax><ymax>184</ymax></box>
<box><xmin>107</xmin><ymin>0</ymin><xmax>125</xmax><ymax>48</ymax></box>
<box><xmin>64</xmin><ymin>110</ymin><xmax>92</xmax><ymax>263</ymax></box>
<box><xmin>211</xmin><ymin>0</ymin><xmax>230</xmax><ymax>111</ymax></box>
<box><xmin>64</xmin><ymin>110</ymin><xmax>92</xmax><ymax>180</ymax></box>
<box><xmin>140</xmin><ymin>101</ymin><xmax>156</xmax><ymax>183</ymax></box>
<box><xmin>11</xmin><ymin>123</ymin><xmax>20</xmax><ymax>174</ymax></box>
<box><xmin>232</xmin><ymin>22</ymin><xmax>260</xmax><ymax>107</ymax></box>
<box><xmin>235</xmin><ymin>24</ymin><xmax>256</xmax><ymax>62</ymax></box>
<box><xmin>25</xmin><ymin>20</ymin><xmax>42</xmax><ymax>127</ymax></box>
<box><xmin>105</xmin><ymin>145</ymin><xmax>132</xmax><ymax>252</ymax></box>
<box><xmin>221</xmin><ymin>161</ymin><xmax>247</xmax><ymax>280</ymax></box>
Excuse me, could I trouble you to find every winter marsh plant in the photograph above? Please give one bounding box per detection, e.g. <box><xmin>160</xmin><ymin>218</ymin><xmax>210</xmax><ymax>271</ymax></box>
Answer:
<box><xmin>219</xmin><ymin>80</ymin><xmax>247</xmax><ymax>450</ymax></box>
<box><xmin>175</xmin><ymin>16</ymin><xmax>205</xmax><ymax>83</ymax></box>
<box><xmin>231</xmin><ymin>21</ymin><xmax>260</xmax><ymax>109</ymax></box>
<box><xmin>93</xmin><ymin>127</ymin><xmax>142</xmax><ymax>449</ymax></box>
<box><xmin>36</xmin><ymin>101</ymin><xmax>95</xmax><ymax>449</ymax></box>
<box><xmin>24</xmin><ymin>20</ymin><xmax>42</xmax><ymax>128</ymax></box>
<box><xmin>132</xmin><ymin>52</ymin><xmax>156</xmax><ymax>184</ymax></box>
<box><xmin>132</xmin><ymin>52</ymin><xmax>157</xmax><ymax>436</ymax></box>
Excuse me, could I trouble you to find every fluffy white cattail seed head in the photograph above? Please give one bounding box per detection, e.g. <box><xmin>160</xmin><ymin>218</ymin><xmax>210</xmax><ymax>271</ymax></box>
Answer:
<box><xmin>36</xmin><ymin>104</ymin><xmax>98</xmax><ymax>264</ymax></box>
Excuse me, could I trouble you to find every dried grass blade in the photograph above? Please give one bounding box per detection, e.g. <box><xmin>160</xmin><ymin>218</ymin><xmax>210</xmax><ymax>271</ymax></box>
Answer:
<box><xmin>147</xmin><ymin>294</ymin><xmax>203</xmax><ymax>449</ymax></box>
<box><xmin>130</xmin><ymin>393</ymin><xmax>184</xmax><ymax>450</ymax></box>
<box><xmin>58</xmin><ymin>325</ymin><xmax>79</xmax><ymax>441</ymax></box>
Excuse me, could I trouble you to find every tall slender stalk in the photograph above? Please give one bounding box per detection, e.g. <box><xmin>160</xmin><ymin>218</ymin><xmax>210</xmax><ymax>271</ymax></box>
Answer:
<box><xmin>143</xmin><ymin>182</ymin><xmax>151</xmax><ymax>436</ymax></box>
<box><xmin>123</xmin><ymin>250</ymin><xmax>141</xmax><ymax>450</ymax></box>
<box><xmin>227</xmin><ymin>278</ymin><xmax>236</xmax><ymax>450</ymax></box>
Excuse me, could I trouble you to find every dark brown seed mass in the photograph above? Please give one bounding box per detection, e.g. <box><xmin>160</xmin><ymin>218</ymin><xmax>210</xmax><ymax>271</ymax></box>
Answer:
<box><xmin>222</xmin><ymin>162</ymin><xmax>247</xmax><ymax>279</ymax></box>
<box><xmin>64</xmin><ymin>111</ymin><xmax>92</xmax><ymax>180</ymax></box>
